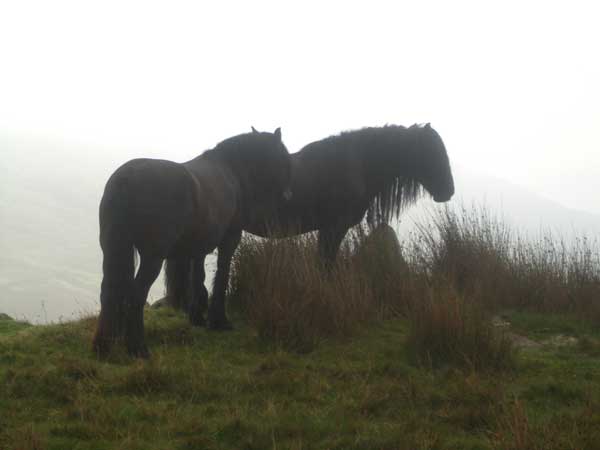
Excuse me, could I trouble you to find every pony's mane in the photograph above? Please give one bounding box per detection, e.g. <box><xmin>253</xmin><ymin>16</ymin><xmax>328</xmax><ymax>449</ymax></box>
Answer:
<box><xmin>317</xmin><ymin>124</ymin><xmax>408</xmax><ymax>146</ymax></box>
<box><xmin>195</xmin><ymin>133</ymin><xmax>281</xmax><ymax>188</ymax></box>
<box><xmin>201</xmin><ymin>133</ymin><xmax>258</xmax><ymax>162</ymax></box>
<box><xmin>366</xmin><ymin>176</ymin><xmax>423</xmax><ymax>227</ymax></box>
<box><xmin>322</xmin><ymin>124</ymin><xmax>426</xmax><ymax>228</ymax></box>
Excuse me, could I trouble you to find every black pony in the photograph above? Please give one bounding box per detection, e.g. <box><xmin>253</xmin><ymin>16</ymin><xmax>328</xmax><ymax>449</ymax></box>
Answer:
<box><xmin>245</xmin><ymin>123</ymin><xmax>455</xmax><ymax>260</ymax></box>
<box><xmin>166</xmin><ymin>123</ymin><xmax>454</xmax><ymax>313</ymax></box>
<box><xmin>93</xmin><ymin>128</ymin><xmax>291</xmax><ymax>358</ymax></box>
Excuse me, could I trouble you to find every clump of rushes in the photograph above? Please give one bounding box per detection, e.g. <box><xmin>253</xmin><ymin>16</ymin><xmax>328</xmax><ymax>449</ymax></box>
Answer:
<box><xmin>407</xmin><ymin>204</ymin><xmax>514</xmax><ymax>309</ymax></box>
<box><xmin>407</xmin><ymin>204</ymin><xmax>600</xmax><ymax>322</ymax></box>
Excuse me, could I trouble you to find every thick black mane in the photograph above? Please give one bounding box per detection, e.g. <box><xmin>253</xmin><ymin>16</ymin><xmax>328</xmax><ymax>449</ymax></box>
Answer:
<box><xmin>366</xmin><ymin>175</ymin><xmax>423</xmax><ymax>227</ymax></box>
<box><xmin>314</xmin><ymin>125</ymin><xmax>426</xmax><ymax>227</ymax></box>
<box><xmin>199</xmin><ymin>133</ymin><xmax>259</xmax><ymax>162</ymax></box>
<box><xmin>320</xmin><ymin>124</ymin><xmax>407</xmax><ymax>145</ymax></box>
<box><xmin>364</xmin><ymin>126</ymin><xmax>424</xmax><ymax>227</ymax></box>
<box><xmin>192</xmin><ymin>133</ymin><xmax>281</xmax><ymax>198</ymax></box>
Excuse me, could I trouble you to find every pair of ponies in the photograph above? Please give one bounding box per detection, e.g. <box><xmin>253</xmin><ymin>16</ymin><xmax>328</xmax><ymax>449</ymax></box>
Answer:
<box><xmin>94</xmin><ymin>124</ymin><xmax>455</xmax><ymax>358</ymax></box>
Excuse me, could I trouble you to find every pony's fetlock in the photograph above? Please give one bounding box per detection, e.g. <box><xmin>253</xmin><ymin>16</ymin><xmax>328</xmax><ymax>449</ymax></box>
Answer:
<box><xmin>207</xmin><ymin>315</ymin><xmax>233</xmax><ymax>331</ymax></box>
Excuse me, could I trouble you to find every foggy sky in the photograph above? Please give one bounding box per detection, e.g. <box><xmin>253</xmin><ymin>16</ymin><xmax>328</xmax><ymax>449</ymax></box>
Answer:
<box><xmin>1</xmin><ymin>0</ymin><xmax>599</xmax><ymax>214</ymax></box>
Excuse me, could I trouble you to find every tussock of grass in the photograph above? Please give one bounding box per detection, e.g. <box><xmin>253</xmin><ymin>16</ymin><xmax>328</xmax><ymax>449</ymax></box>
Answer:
<box><xmin>407</xmin><ymin>205</ymin><xmax>600</xmax><ymax>319</ymax></box>
<box><xmin>229</xmin><ymin>230</ymin><xmax>404</xmax><ymax>352</ymax></box>
<box><xmin>491</xmin><ymin>396</ymin><xmax>600</xmax><ymax>450</ymax></box>
<box><xmin>406</xmin><ymin>284</ymin><xmax>515</xmax><ymax>371</ymax></box>
<box><xmin>408</xmin><ymin>205</ymin><xmax>514</xmax><ymax>308</ymax></box>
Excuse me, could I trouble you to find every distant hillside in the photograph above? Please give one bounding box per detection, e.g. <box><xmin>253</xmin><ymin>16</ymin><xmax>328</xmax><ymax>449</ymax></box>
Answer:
<box><xmin>452</xmin><ymin>166</ymin><xmax>600</xmax><ymax>236</ymax></box>
<box><xmin>2</xmin><ymin>137</ymin><xmax>599</xmax><ymax>322</ymax></box>
<box><xmin>401</xmin><ymin>166</ymin><xmax>600</xmax><ymax>239</ymax></box>
<box><xmin>0</xmin><ymin>136</ymin><xmax>207</xmax><ymax>323</ymax></box>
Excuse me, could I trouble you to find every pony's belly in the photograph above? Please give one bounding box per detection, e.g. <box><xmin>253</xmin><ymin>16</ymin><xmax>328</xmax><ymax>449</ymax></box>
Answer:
<box><xmin>132</xmin><ymin>223</ymin><xmax>220</xmax><ymax>258</ymax></box>
<box><xmin>244</xmin><ymin>217</ymin><xmax>318</xmax><ymax>238</ymax></box>
<box><xmin>167</xmin><ymin>237</ymin><xmax>215</xmax><ymax>258</ymax></box>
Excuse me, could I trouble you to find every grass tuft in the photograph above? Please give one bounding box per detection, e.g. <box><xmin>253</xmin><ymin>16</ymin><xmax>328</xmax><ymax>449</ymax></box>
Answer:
<box><xmin>406</xmin><ymin>204</ymin><xmax>600</xmax><ymax>321</ymax></box>
<box><xmin>229</xmin><ymin>230</ymin><xmax>404</xmax><ymax>352</ymax></box>
<box><xmin>406</xmin><ymin>283</ymin><xmax>516</xmax><ymax>371</ymax></box>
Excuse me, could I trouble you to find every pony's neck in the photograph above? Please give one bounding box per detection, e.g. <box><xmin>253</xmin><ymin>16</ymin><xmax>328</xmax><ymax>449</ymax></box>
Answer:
<box><xmin>359</xmin><ymin>129</ymin><xmax>418</xmax><ymax>195</ymax></box>
<box><xmin>187</xmin><ymin>150</ymin><xmax>247</xmax><ymax>194</ymax></box>
<box><xmin>355</xmin><ymin>127</ymin><xmax>425</xmax><ymax>226</ymax></box>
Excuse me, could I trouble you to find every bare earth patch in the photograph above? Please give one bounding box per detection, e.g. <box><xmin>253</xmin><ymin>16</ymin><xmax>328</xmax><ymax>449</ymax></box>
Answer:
<box><xmin>492</xmin><ymin>315</ymin><xmax>578</xmax><ymax>349</ymax></box>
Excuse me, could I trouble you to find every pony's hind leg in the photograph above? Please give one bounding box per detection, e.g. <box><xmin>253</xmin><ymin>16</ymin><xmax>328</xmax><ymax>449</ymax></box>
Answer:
<box><xmin>126</xmin><ymin>254</ymin><xmax>163</xmax><ymax>358</ymax></box>
<box><xmin>189</xmin><ymin>256</ymin><xmax>208</xmax><ymax>326</ymax></box>
<box><xmin>208</xmin><ymin>230</ymin><xmax>242</xmax><ymax>330</ymax></box>
<box><xmin>93</xmin><ymin>233</ymin><xmax>135</xmax><ymax>358</ymax></box>
<box><xmin>94</xmin><ymin>275</ymin><xmax>130</xmax><ymax>357</ymax></box>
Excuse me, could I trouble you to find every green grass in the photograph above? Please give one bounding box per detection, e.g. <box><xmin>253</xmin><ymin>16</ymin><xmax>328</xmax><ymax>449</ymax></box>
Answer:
<box><xmin>0</xmin><ymin>313</ymin><xmax>31</xmax><ymax>335</ymax></box>
<box><xmin>502</xmin><ymin>310</ymin><xmax>600</xmax><ymax>340</ymax></box>
<box><xmin>2</xmin><ymin>308</ymin><xmax>600</xmax><ymax>450</ymax></box>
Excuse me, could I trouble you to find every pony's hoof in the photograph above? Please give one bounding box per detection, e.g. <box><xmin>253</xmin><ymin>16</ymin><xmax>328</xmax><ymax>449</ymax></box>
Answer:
<box><xmin>92</xmin><ymin>340</ymin><xmax>111</xmax><ymax>359</ymax></box>
<box><xmin>207</xmin><ymin>317</ymin><xmax>233</xmax><ymax>331</ymax></box>
<box><xmin>189</xmin><ymin>315</ymin><xmax>206</xmax><ymax>327</ymax></box>
<box><xmin>92</xmin><ymin>333</ymin><xmax>115</xmax><ymax>359</ymax></box>
<box><xmin>127</xmin><ymin>344</ymin><xmax>151</xmax><ymax>359</ymax></box>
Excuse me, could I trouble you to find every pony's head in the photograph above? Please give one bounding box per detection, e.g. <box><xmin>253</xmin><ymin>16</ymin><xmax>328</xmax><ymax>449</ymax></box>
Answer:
<box><xmin>409</xmin><ymin>123</ymin><xmax>454</xmax><ymax>202</ymax></box>
<box><xmin>248</xmin><ymin>126</ymin><xmax>292</xmax><ymax>201</ymax></box>
<box><xmin>212</xmin><ymin>127</ymin><xmax>292</xmax><ymax>204</ymax></box>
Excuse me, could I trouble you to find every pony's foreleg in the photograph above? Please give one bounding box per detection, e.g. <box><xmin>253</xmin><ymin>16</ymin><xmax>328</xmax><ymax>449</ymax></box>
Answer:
<box><xmin>318</xmin><ymin>226</ymin><xmax>348</xmax><ymax>268</ymax></box>
<box><xmin>126</xmin><ymin>255</ymin><xmax>162</xmax><ymax>358</ymax></box>
<box><xmin>189</xmin><ymin>256</ymin><xmax>208</xmax><ymax>326</ymax></box>
<box><xmin>208</xmin><ymin>230</ymin><xmax>242</xmax><ymax>330</ymax></box>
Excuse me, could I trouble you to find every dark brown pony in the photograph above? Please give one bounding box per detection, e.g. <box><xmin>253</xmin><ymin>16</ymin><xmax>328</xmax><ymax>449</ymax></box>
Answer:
<box><xmin>166</xmin><ymin>123</ymin><xmax>454</xmax><ymax>314</ymax></box>
<box><xmin>93</xmin><ymin>128</ymin><xmax>291</xmax><ymax>358</ymax></box>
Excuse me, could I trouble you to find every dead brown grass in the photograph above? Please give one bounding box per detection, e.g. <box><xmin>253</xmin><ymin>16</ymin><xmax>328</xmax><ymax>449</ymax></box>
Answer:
<box><xmin>406</xmin><ymin>205</ymin><xmax>600</xmax><ymax>319</ymax></box>
<box><xmin>228</xmin><ymin>203</ymin><xmax>599</xmax><ymax>369</ymax></box>
<box><xmin>229</xmin><ymin>231</ymin><xmax>399</xmax><ymax>351</ymax></box>
<box><xmin>406</xmin><ymin>282</ymin><xmax>515</xmax><ymax>370</ymax></box>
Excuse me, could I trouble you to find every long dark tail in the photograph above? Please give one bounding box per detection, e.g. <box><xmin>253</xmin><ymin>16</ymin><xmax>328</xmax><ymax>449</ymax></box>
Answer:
<box><xmin>164</xmin><ymin>257</ymin><xmax>192</xmax><ymax>311</ymax></box>
<box><xmin>93</xmin><ymin>180</ymin><xmax>136</xmax><ymax>356</ymax></box>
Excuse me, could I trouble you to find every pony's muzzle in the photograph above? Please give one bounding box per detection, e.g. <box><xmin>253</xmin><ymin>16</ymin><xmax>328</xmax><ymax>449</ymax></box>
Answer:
<box><xmin>283</xmin><ymin>188</ymin><xmax>293</xmax><ymax>201</ymax></box>
<box><xmin>433</xmin><ymin>193</ymin><xmax>453</xmax><ymax>203</ymax></box>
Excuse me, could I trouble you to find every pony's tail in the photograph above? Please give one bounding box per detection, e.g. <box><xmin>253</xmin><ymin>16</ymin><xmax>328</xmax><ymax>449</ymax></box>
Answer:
<box><xmin>93</xmin><ymin>181</ymin><xmax>136</xmax><ymax>357</ymax></box>
<box><xmin>164</xmin><ymin>257</ymin><xmax>191</xmax><ymax>311</ymax></box>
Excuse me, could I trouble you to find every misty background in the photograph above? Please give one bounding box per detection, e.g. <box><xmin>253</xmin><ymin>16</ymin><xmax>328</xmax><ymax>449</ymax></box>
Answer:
<box><xmin>1</xmin><ymin>1</ymin><xmax>599</xmax><ymax>322</ymax></box>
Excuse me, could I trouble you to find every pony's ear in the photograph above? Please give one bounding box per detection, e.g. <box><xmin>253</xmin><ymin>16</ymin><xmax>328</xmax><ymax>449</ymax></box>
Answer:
<box><xmin>424</xmin><ymin>123</ymin><xmax>431</xmax><ymax>129</ymax></box>
<box><xmin>251</xmin><ymin>126</ymin><xmax>259</xmax><ymax>134</ymax></box>
<box><xmin>274</xmin><ymin>127</ymin><xmax>282</xmax><ymax>141</ymax></box>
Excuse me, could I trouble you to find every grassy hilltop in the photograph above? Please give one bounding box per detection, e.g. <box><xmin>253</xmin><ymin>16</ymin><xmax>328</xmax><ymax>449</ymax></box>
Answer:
<box><xmin>2</xmin><ymin>206</ymin><xmax>600</xmax><ymax>450</ymax></box>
